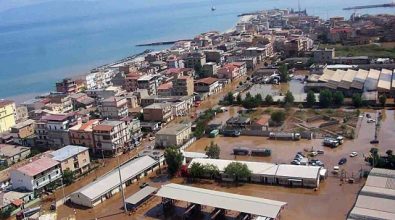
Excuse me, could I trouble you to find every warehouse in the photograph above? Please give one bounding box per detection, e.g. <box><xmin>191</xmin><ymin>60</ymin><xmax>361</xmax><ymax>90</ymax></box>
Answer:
<box><xmin>377</xmin><ymin>68</ymin><xmax>392</xmax><ymax>93</ymax></box>
<box><xmin>188</xmin><ymin>158</ymin><xmax>322</xmax><ymax>188</ymax></box>
<box><xmin>364</xmin><ymin>69</ymin><xmax>381</xmax><ymax>91</ymax></box>
<box><xmin>327</xmin><ymin>69</ymin><xmax>346</xmax><ymax>89</ymax></box>
<box><xmin>350</xmin><ymin>69</ymin><xmax>369</xmax><ymax>90</ymax></box>
<box><xmin>156</xmin><ymin>183</ymin><xmax>287</xmax><ymax>220</ymax></box>
<box><xmin>69</xmin><ymin>156</ymin><xmax>158</xmax><ymax>208</ymax></box>
<box><xmin>348</xmin><ymin>168</ymin><xmax>395</xmax><ymax>220</ymax></box>
<box><xmin>338</xmin><ymin>69</ymin><xmax>357</xmax><ymax>90</ymax></box>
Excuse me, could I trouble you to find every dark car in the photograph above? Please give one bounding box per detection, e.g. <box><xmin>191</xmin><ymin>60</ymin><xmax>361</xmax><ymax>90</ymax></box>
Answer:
<box><xmin>338</xmin><ymin>158</ymin><xmax>347</xmax><ymax>165</ymax></box>
<box><xmin>139</xmin><ymin>182</ymin><xmax>149</xmax><ymax>189</ymax></box>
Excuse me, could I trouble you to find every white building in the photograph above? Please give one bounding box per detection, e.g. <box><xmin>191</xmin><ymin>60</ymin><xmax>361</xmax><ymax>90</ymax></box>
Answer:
<box><xmin>11</xmin><ymin>157</ymin><xmax>61</xmax><ymax>192</ymax></box>
<box><xmin>69</xmin><ymin>156</ymin><xmax>158</xmax><ymax>208</ymax></box>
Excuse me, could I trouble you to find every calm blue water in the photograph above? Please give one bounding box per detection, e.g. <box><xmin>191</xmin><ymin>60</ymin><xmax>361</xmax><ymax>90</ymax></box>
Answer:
<box><xmin>0</xmin><ymin>0</ymin><xmax>393</xmax><ymax>100</ymax></box>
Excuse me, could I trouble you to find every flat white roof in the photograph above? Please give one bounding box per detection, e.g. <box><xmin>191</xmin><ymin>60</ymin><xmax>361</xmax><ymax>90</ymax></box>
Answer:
<box><xmin>189</xmin><ymin>158</ymin><xmax>321</xmax><ymax>179</ymax></box>
<box><xmin>377</xmin><ymin>69</ymin><xmax>392</xmax><ymax>91</ymax></box>
<box><xmin>330</xmin><ymin>70</ymin><xmax>346</xmax><ymax>83</ymax></box>
<box><xmin>355</xmin><ymin>195</ymin><xmax>395</xmax><ymax>214</ymax></box>
<box><xmin>353</xmin><ymin>69</ymin><xmax>369</xmax><ymax>83</ymax></box>
<box><xmin>182</xmin><ymin>151</ymin><xmax>208</xmax><ymax>159</ymax></box>
<box><xmin>50</xmin><ymin>145</ymin><xmax>88</xmax><ymax>162</ymax></box>
<box><xmin>350</xmin><ymin>207</ymin><xmax>395</xmax><ymax>220</ymax></box>
<box><xmin>156</xmin><ymin>183</ymin><xmax>286</xmax><ymax>218</ymax></box>
<box><xmin>125</xmin><ymin>186</ymin><xmax>157</xmax><ymax>205</ymax></box>
<box><xmin>73</xmin><ymin>156</ymin><xmax>157</xmax><ymax>200</ymax></box>
<box><xmin>370</xmin><ymin>168</ymin><xmax>395</xmax><ymax>178</ymax></box>
<box><xmin>341</xmin><ymin>69</ymin><xmax>357</xmax><ymax>83</ymax></box>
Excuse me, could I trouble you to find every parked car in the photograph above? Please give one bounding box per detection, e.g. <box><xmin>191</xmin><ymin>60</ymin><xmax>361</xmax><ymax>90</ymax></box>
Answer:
<box><xmin>338</xmin><ymin>158</ymin><xmax>347</xmax><ymax>165</ymax></box>
<box><xmin>349</xmin><ymin>152</ymin><xmax>358</xmax><ymax>157</ymax></box>
<box><xmin>140</xmin><ymin>182</ymin><xmax>149</xmax><ymax>189</ymax></box>
<box><xmin>323</xmin><ymin>138</ymin><xmax>339</xmax><ymax>148</ymax></box>
<box><xmin>291</xmin><ymin>160</ymin><xmax>301</xmax><ymax>165</ymax></box>
<box><xmin>317</xmin><ymin>150</ymin><xmax>325</xmax><ymax>154</ymax></box>
<box><xmin>332</xmin><ymin>166</ymin><xmax>340</xmax><ymax>174</ymax></box>
<box><xmin>366</xmin><ymin>113</ymin><xmax>371</xmax><ymax>118</ymax></box>
<box><xmin>309</xmin><ymin>151</ymin><xmax>318</xmax><ymax>157</ymax></box>
<box><xmin>367</xmin><ymin>118</ymin><xmax>376</xmax><ymax>123</ymax></box>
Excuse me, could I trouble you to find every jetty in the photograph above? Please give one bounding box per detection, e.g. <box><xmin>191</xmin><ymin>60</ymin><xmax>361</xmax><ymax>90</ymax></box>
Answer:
<box><xmin>343</xmin><ymin>2</ymin><xmax>395</xmax><ymax>10</ymax></box>
<box><xmin>136</xmin><ymin>39</ymin><xmax>192</xmax><ymax>47</ymax></box>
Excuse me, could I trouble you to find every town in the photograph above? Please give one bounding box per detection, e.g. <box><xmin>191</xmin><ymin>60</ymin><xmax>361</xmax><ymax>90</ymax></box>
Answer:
<box><xmin>0</xmin><ymin>8</ymin><xmax>395</xmax><ymax>220</ymax></box>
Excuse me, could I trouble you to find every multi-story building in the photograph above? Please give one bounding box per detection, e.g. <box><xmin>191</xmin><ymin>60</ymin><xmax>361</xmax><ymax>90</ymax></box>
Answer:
<box><xmin>0</xmin><ymin>100</ymin><xmax>16</xmax><ymax>133</ymax></box>
<box><xmin>166</xmin><ymin>55</ymin><xmax>185</xmax><ymax>69</ymax></box>
<box><xmin>202</xmin><ymin>62</ymin><xmax>218</xmax><ymax>77</ymax></box>
<box><xmin>15</xmin><ymin>105</ymin><xmax>28</xmax><ymax>123</ymax></box>
<box><xmin>157</xmin><ymin>82</ymin><xmax>173</xmax><ymax>96</ymax></box>
<box><xmin>0</xmin><ymin>144</ymin><xmax>31</xmax><ymax>166</ymax></box>
<box><xmin>184</xmin><ymin>52</ymin><xmax>206</xmax><ymax>69</ymax></box>
<box><xmin>69</xmin><ymin>119</ymin><xmax>101</xmax><ymax>150</ymax></box>
<box><xmin>217</xmin><ymin>64</ymin><xmax>240</xmax><ymax>80</ymax></box>
<box><xmin>194</xmin><ymin>77</ymin><xmax>222</xmax><ymax>95</ymax></box>
<box><xmin>155</xmin><ymin>123</ymin><xmax>192</xmax><ymax>148</ymax></box>
<box><xmin>46</xmin><ymin>93</ymin><xmax>73</xmax><ymax>113</ymax></box>
<box><xmin>98</xmin><ymin>96</ymin><xmax>128</xmax><ymax>119</ymax></box>
<box><xmin>35</xmin><ymin>114</ymin><xmax>78</xmax><ymax>149</ymax></box>
<box><xmin>56</xmin><ymin>78</ymin><xmax>77</xmax><ymax>94</ymax></box>
<box><xmin>312</xmin><ymin>48</ymin><xmax>335</xmax><ymax>64</ymax></box>
<box><xmin>11</xmin><ymin>157</ymin><xmax>61</xmax><ymax>192</ymax></box>
<box><xmin>50</xmin><ymin>145</ymin><xmax>91</xmax><ymax>174</ymax></box>
<box><xmin>137</xmin><ymin>75</ymin><xmax>159</xmax><ymax>95</ymax></box>
<box><xmin>173</xmin><ymin>76</ymin><xmax>194</xmax><ymax>96</ymax></box>
<box><xmin>123</xmin><ymin>73</ymin><xmax>141</xmax><ymax>92</ymax></box>
<box><xmin>203</xmin><ymin>50</ymin><xmax>224</xmax><ymax>64</ymax></box>
<box><xmin>92</xmin><ymin>120</ymin><xmax>132</xmax><ymax>156</ymax></box>
<box><xmin>143</xmin><ymin>103</ymin><xmax>173</xmax><ymax>123</ymax></box>
<box><xmin>10</xmin><ymin>119</ymin><xmax>35</xmax><ymax>146</ymax></box>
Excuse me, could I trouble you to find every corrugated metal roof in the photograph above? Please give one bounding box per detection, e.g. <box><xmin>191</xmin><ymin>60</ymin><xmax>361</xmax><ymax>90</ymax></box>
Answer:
<box><xmin>125</xmin><ymin>186</ymin><xmax>157</xmax><ymax>205</ymax></box>
<box><xmin>377</xmin><ymin>69</ymin><xmax>392</xmax><ymax>91</ymax></box>
<box><xmin>73</xmin><ymin>156</ymin><xmax>157</xmax><ymax>200</ymax></box>
<box><xmin>156</xmin><ymin>183</ymin><xmax>286</xmax><ymax>218</ymax></box>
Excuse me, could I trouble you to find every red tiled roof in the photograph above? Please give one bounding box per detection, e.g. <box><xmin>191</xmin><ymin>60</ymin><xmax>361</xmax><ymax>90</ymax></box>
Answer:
<box><xmin>229</xmin><ymin>62</ymin><xmax>245</xmax><ymax>67</ymax></box>
<box><xmin>93</xmin><ymin>124</ymin><xmax>113</xmax><ymax>132</ymax></box>
<box><xmin>17</xmin><ymin>157</ymin><xmax>59</xmax><ymax>177</ymax></box>
<box><xmin>254</xmin><ymin>116</ymin><xmax>270</xmax><ymax>126</ymax></box>
<box><xmin>41</xmin><ymin>114</ymin><xmax>69</xmax><ymax>122</ymax></box>
<box><xmin>11</xmin><ymin>199</ymin><xmax>24</xmax><ymax>207</ymax></box>
<box><xmin>79</xmin><ymin>119</ymin><xmax>101</xmax><ymax>131</ymax></box>
<box><xmin>195</xmin><ymin>77</ymin><xmax>218</xmax><ymax>85</ymax></box>
<box><xmin>166</xmin><ymin>68</ymin><xmax>184</xmax><ymax>75</ymax></box>
<box><xmin>158</xmin><ymin>82</ymin><xmax>173</xmax><ymax>90</ymax></box>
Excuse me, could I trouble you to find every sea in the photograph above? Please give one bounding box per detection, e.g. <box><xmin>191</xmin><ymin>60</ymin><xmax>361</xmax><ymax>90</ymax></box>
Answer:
<box><xmin>0</xmin><ymin>0</ymin><xmax>393</xmax><ymax>101</ymax></box>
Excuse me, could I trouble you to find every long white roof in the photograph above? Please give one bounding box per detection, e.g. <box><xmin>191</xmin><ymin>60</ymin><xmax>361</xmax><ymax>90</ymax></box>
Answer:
<box><xmin>189</xmin><ymin>158</ymin><xmax>321</xmax><ymax>179</ymax></box>
<box><xmin>364</xmin><ymin>69</ymin><xmax>380</xmax><ymax>91</ymax></box>
<box><xmin>319</xmin><ymin>69</ymin><xmax>335</xmax><ymax>82</ymax></box>
<box><xmin>73</xmin><ymin>156</ymin><xmax>157</xmax><ymax>200</ymax></box>
<box><xmin>156</xmin><ymin>183</ymin><xmax>286</xmax><ymax>218</ymax></box>
<box><xmin>377</xmin><ymin>69</ymin><xmax>392</xmax><ymax>91</ymax></box>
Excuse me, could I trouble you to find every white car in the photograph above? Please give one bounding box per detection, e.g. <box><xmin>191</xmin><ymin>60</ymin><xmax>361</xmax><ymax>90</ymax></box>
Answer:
<box><xmin>367</xmin><ymin>119</ymin><xmax>376</xmax><ymax>123</ymax></box>
<box><xmin>349</xmin><ymin>152</ymin><xmax>358</xmax><ymax>157</ymax></box>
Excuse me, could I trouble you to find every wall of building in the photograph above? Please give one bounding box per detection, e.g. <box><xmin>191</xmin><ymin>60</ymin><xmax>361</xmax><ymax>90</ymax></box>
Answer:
<box><xmin>0</xmin><ymin>102</ymin><xmax>16</xmax><ymax>133</ymax></box>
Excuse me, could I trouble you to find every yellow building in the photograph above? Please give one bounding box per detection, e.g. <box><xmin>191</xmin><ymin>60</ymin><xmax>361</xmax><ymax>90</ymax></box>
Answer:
<box><xmin>0</xmin><ymin>100</ymin><xmax>16</xmax><ymax>133</ymax></box>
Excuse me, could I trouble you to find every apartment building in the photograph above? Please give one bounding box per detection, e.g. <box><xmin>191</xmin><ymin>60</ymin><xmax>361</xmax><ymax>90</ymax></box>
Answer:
<box><xmin>155</xmin><ymin>123</ymin><xmax>192</xmax><ymax>148</ymax></box>
<box><xmin>69</xmin><ymin>119</ymin><xmax>101</xmax><ymax>150</ymax></box>
<box><xmin>184</xmin><ymin>52</ymin><xmax>206</xmax><ymax>69</ymax></box>
<box><xmin>56</xmin><ymin>78</ymin><xmax>77</xmax><ymax>94</ymax></box>
<box><xmin>173</xmin><ymin>76</ymin><xmax>194</xmax><ymax>96</ymax></box>
<box><xmin>10</xmin><ymin>119</ymin><xmax>35</xmax><ymax>146</ymax></box>
<box><xmin>0</xmin><ymin>144</ymin><xmax>31</xmax><ymax>166</ymax></box>
<box><xmin>0</xmin><ymin>100</ymin><xmax>16</xmax><ymax>133</ymax></box>
<box><xmin>92</xmin><ymin>120</ymin><xmax>132</xmax><ymax>156</ymax></box>
<box><xmin>137</xmin><ymin>75</ymin><xmax>159</xmax><ymax>95</ymax></box>
<box><xmin>11</xmin><ymin>157</ymin><xmax>61</xmax><ymax>192</ymax></box>
<box><xmin>143</xmin><ymin>103</ymin><xmax>173</xmax><ymax>123</ymax></box>
<box><xmin>50</xmin><ymin>145</ymin><xmax>91</xmax><ymax>174</ymax></box>
<box><xmin>194</xmin><ymin>77</ymin><xmax>222</xmax><ymax>95</ymax></box>
<box><xmin>98</xmin><ymin>96</ymin><xmax>128</xmax><ymax>119</ymax></box>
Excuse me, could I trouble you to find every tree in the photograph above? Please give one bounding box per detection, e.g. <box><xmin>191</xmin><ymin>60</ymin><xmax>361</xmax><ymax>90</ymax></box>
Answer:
<box><xmin>224</xmin><ymin>162</ymin><xmax>252</xmax><ymax>183</ymax></box>
<box><xmin>189</xmin><ymin>162</ymin><xmax>205</xmax><ymax>179</ymax></box>
<box><xmin>306</xmin><ymin>91</ymin><xmax>316</xmax><ymax>107</ymax></box>
<box><xmin>352</xmin><ymin>93</ymin><xmax>363</xmax><ymax>108</ymax></box>
<box><xmin>278</xmin><ymin>64</ymin><xmax>289</xmax><ymax>82</ymax></box>
<box><xmin>242</xmin><ymin>96</ymin><xmax>258</xmax><ymax>109</ymax></box>
<box><xmin>164</xmin><ymin>147</ymin><xmax>184</xmax><ymax>177</ymax></box>
<box><xmin>194</xmin><ymin>63</ymin><xmax>202</xmax><ymax>74</ymax></box>
<box><xmin>236</xmin><ymin>93</ymin><xmax>242</xmax><ymax>104</ymax></box>
<box><xmin>333</xmin><ymin>91</ymin><xmax>344</xmax><ymax>107</ymax></box>
<box><xmin>379</xmin><ymin>94</ymin><xmax>387</xmax><ymax>107</ymax></box>
<box><xmin>319</xmin><ymin>89</ymin><xmax>333</xmax><ymax>108</ymax></box>
<box><xmin>283</xmin><ymin>91</ymin><xmax>294</xmax><ymax>105</ymax></box>
<box><xmin>265</xmin><ymin>94</ymin><xmax>274</xmax><ymax>105</ymax></box>
<box><xmin>225</xmin><ymin>92</ymin><xmax>234</xmax><ymax>105</ymax></box>
<box><xmin>386</xmin><ymin>150</ymin><xmax>393</xmax><ymax>156</ymax></box>
<box><xmin>270</xmin><ymin>110</ymin><xmax>286</xmax><ymax>124</ymax></box>
<box><xmin>202</xmin><ymin>164</ymin><xmax>220</xmax><ymax>178</ymax></box>
<box><xmin>63</xmin><ymin>169</ymin><xmax>75</xmax><ymax>185</ymax></box>
<box><xmin>245</xmin><ymin>92</ymin><xmax>252</xmax><ymax>99</ymax></box>
<box><xmin>254</xmin><ymin>94</ymin><xmax>263</xmax><ymax>106</ymax></box>
<box><xmin>205</xmin><ymin>141</ymin><xmax>220</xmax><ymax>159</ymax></box>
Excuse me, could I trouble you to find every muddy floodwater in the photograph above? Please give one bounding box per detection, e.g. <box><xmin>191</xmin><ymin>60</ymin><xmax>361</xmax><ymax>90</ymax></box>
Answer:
<box><xmin>55</xmin><ymin>110</ymin><xmax>395</xmax><ymax>220</ymax></box>
<box><xmin>244</xmin><ymin>79</ymin><xmax>306</xmax><ymax>98</ymax></box>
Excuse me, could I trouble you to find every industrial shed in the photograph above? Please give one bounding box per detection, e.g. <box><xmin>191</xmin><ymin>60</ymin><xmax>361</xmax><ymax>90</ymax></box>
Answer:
<box><xmin>377</xmin><ymin>69</ymin><xmax>392</xmax><ymax>93</ymax></box>
<box><xmin>156</xmin><ymin>183</ymin><xmax>286</xmax><ymax>219</ymax></box>
<box><xmin>318</xmin><ymin>69</ymin><xmax>336</xmax><ymax>83</ymax></box>
<box><xmin>69</xmin><ymin>156</ymin><xmax>158</xmax><ymax>208</ymax></box>
<box><xmin>364</xmin><ymin>69</ymin><xmax>381</xmax><ymax>91</ymax></box>
<box><xmin>188</xmin><ymin>158</ymin><xmax>322</xmax><ymax>188</ymax></box>
<box><xmin>350</xmin><ymin>69</ymin><xmax>369</xmax><ymax>90</ymax></box>
<box><xmin>327</xmin><ymin>69</ymin><xmax>346</xmax><ymax>89</ymax></box>
<box><xmin>338</xmin><ymin>69</ymin><xmax>357</xmax><ymax>90</ymax></box>
<box><xmin>348</xmin><ymin>168</ymin><xmax>395</xmax><ymax>220</ymax></box>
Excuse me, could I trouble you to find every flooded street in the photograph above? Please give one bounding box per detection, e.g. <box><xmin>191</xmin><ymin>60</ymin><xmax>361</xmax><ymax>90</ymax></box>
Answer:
<box><xmin>243</xmin><ymin>79</ymin><xmax>305</xmax><ymax>98</ymax></box>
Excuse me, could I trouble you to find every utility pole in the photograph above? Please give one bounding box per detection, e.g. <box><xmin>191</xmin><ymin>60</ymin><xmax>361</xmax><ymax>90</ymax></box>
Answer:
<box><xmin>117</xmin><ymin>155</ymin><xmax>127</xmax><ymax>213</ymax></box>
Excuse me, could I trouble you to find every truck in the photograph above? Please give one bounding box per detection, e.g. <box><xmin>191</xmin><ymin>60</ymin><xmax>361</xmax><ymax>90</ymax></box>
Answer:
<box><xmin>251</xmin><ymin>149</ymin><xmax>272</xmax><ymax>157</ymax></box>
<box><xmin>233</xmin><ymin>147</ymin><xmax>250</xmax><ymax>155</ymax></box>
<box><xmin>269</xmin><ymin>132</ymin><xmax>301</xmax><ymax>141</ymax></box>
<box><xmin>323</xmin><ymin>138</ymin><xmax>339</xmax><ymax>148</ymax></box>
<box><xmin>209</xmin><ymin>129</ymin><xmax>219</xmax><ymax>138</ymax></box>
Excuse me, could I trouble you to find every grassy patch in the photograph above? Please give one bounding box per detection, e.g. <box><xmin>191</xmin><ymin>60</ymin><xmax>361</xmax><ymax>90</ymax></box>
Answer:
<box><xmin>319</xmin><ymin>43</ymin><xmax>395</xmax><ymax>59</ymax></box>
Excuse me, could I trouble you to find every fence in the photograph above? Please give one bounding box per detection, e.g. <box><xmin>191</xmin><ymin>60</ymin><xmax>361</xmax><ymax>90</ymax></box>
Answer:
<box><xmin>179</xmin><ymin>137</ymin><xmax>197</xmax><ymax>151</ymax></box>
